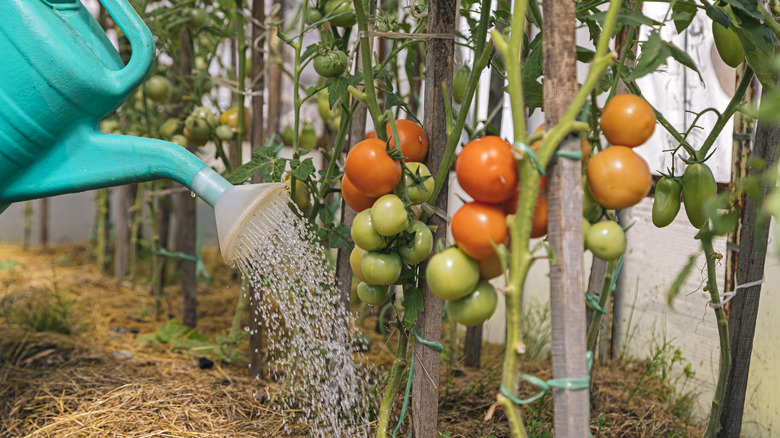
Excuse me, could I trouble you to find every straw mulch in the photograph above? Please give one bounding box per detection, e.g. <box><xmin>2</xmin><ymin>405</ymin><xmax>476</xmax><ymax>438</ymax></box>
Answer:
<box><xmin>0</xmin><ymin>244</ymin><xmax>703</xmax><ymax>437</ymax></box>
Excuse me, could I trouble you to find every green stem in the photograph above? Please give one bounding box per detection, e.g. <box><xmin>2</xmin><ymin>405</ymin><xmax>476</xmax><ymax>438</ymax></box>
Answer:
<box><xmin>375</xmin><ymin>327</ymin><xmax>409</xmax><ymax>438</ymax></box>
<box><xmin>235</xmin><ymin>1</ymin><xmax>247</xmax><ymax>167</ymax></box>
<box><xmin>701</xmin><ymin>230</ymin><xmax>731</xmax><ymax>438</ymax></box>
<box><xmin>759</xmin><ymin>2</ymin><xmax>780</xmax><ymax>40</ymax></box>
<box><xmin>697</xmin><ymin>65</ymin><xmax>754</xmax><ymax>160</ymax></box>
<box><xmin>229</xmin><ymin>278</ymin><xmax>249</xmax><ymax>339</ymax></box>
<box><xmin>586</xmin><ymin>259</ymin><xmax>617</xmax><ymax>349</ymax></box>
<box><xmin>352</xmin><ymin>0</ymin><xmax>386</xmax><ymax>139</ymax></box>
<box><xmin>289</xmin><ymin>1</ymin><xmax>310</xmax><ymax>203</ymax></box>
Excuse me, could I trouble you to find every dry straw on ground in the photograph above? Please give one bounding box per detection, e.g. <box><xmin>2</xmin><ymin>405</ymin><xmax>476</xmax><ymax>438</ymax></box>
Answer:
<box><xmin>0</xmin><ymin>245</ymin><xmax>702</xmax><ymax>437</ymax></box>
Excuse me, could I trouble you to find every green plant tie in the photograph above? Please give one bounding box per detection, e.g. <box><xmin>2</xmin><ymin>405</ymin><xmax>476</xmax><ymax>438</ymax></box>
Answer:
<box><xmin>553</xmin><ymin>150</ymin><xmax>583</xmax><ymax>160</ymax></box>
<box><xmin>392</xmin><ymin>327</ymin><xmax>444</xmax><ymax>438</ymax></box>
<box><xmin>584</xmin><ymin>255</ymin><xmax>624</xmax><ymax>314</ymax></box>
<box><xmin>500</xmin><ymin>351</ymin><xmax>593</xmax><ymax>405</ymax></box>
<box><xmin>151</xmin><ymin>225</ymin><xmax>211</xmax><ymax>282</ymax></box>
<box><xmin>514</xmin><ymin>141</ymin><xmax>546</xmax><ymax>176</ymax></box>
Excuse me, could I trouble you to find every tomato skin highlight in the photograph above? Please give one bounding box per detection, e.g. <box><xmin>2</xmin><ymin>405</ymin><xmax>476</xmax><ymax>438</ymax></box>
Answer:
<box><xmin>446</xmin><ymin>280</ymin><xmax>498</xmax><ymax>326</ymax></box>
<box><xmin>585</xmin><ymin>221</ymin><xmax>626</xmax><ymax>261</ymax></box>
<box><xmin>345</xmin><ymin>139</ymin><xmax>402</xmax><ymax>197</ymax></box>
<box><xmin>586</xmin><ymin>146</ymin><xmax>652</xmax><ymax>210</ymax></box>
<box><xmin>426</xmin><ymin>248</ymin><xmax>480</xmax><ymax>301</ymax></box>
<box><xmin>341</xmin><ymin>175</ymin><xmax>379</xmax><ymax>212</ymax></box>
<box><xmin>600</xmin><ymin>94</ymin><xmax>656</xmax><ymax>147</ymax></box>
<box><xmin>451</xmin><ymin>202</ymin><xmax>509</xmax><ymax>260</ymax></box>
<box><xmin>456</xmin><ymin>136</ymin><xmax>518</xmax><ymax>204</ymax></box>
<box><xmin>386</xmin><ymin>120</ymin><xmax>428</xmax><ymax>162</ymax></box>
<box><xmin>652</xmin><ymin>177</ymin><xmax>682</xmax><ymax>228</ymax></box>
<box><xmin>682</xmin><ymin>162</ymin><xmax>717</xmax><ymax>229</ymax></box>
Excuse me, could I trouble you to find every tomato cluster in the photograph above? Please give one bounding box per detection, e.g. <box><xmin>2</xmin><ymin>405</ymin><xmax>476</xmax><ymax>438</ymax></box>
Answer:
<box><xmin>344</xmin><ymin>121</ymin><xmax>434</xmax><ymax>306</ymax></box>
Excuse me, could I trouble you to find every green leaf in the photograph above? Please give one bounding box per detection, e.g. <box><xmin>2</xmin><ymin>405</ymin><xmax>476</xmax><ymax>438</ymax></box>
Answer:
<box><xmin>523</xmin><ymin>79</ymin><xmax>544</xmax><ymax>115</ymax></box>
<box><xmin>625</xmin><ymin>31</ymin><xmax>668</xmax><ymax>82</ymax></box>
<box><xmin>154</xmin><ymin>319</ymin><xmax>192</xmax><ymax>343</ymax></box>
<box><xmin>385</xmin><ymin>93</ymin><xmax>408</xmax><ymax>111</ymax></box>
<box><xmin>326</xmin><ymin>77</ymin><xmax>348</xmax><ymax>108</ymax></box>
<box><xmin>703</xmin><ymin>2</ymin><xmax>732</xmax><ymax>27</ymax></box>
<box><xmin>0</xmin><ymin>260</ymin><xmax>18</xmax><ymax>271</ymax></box>
<box><xmin>721</xmin><ymin>0</ymin><xmax>763</xmax><ymax>20</ymax></box>
<box><xmin>318</xmin><ymin>204</ymin><xmax>335</xmax><ymax>223</ymax></box>
<box><xmin>664</xmin><ymin>40</ymin><xmax>703</xmax><ymax>82</ymax></box>
<box><xmin>302</xmin><ymin>43</ymin><xmax>319</xmax><ymax>61</ymax></box>
<box><xmin>576</xmin><ymin>46</ymin><xmax>596</xmax><ymax>63</ymax></box>
<box><xmin>227</xmin><ymin>157</ymin><xmax>267</xmax><ymax>184</ymax></box>
<box><xmin>402</xmin><ymin>286</ymin><xmax>424</xmax><ymax>331</ymax></box>
<box><xmin>291</xmin><ymin>158</ymin><xmax>316</xmax><ymax>180</ymax></box>
<box><xmin>667</xmin><ymin>255</ymin><xmax>696</xmax><ymax>309</ymax></box>
<box><xmin>672</xmin><ymin>0</ymin><xmax>698</xmax><ymax>33</ymax></box>
<box><xmin>731</xmin><ymin>11</ymin><xmax>777</xmax><ymax>91</ymax></box>
<box><xmin>584</xmin><ymin>9</ymin><xmax>662</xmax><ymax>27</ymax></box>
<box><xmin>522</xmin><ymin>34</ymin><xmax>543</xmax><ymax>81</ymax></box>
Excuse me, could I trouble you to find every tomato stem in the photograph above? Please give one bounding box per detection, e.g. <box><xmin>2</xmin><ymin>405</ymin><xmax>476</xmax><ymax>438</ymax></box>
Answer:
<box><xmin>586</xmin><ymin>259</ymin><xmax>617</xmax><ymax>350</ymax></box>
<box><xmin>352</xmin><ymin>0</ymin><xmax>387</xmax><ymax>140</ymax></box>
<box><xmin>375</xmin><ymin>313</ymin><xmax>410</xmax><ymax>438</ymax></box>
<box><xmin>235</xmin><ymin>1</ymin><xmax>247</xmax><ymax>167</ymax></box>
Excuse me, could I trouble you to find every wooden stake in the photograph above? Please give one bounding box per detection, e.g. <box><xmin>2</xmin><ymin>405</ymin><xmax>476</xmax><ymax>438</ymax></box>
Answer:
<box><xmin>412</xmin><ymin>0</ymin><xmax>456</xmax><ymax>435</ymax></box>
<box><xmin>543</xmin><ymin>0</ymin><xmax>589</xmax><ymax>435</ymax></box>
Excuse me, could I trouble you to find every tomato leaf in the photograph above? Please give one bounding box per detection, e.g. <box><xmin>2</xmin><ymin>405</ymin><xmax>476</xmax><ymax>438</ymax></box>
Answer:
<box><xmin>291</xmin><ymin>158</ymin><xmax>316</xmax><ymax>180</ymax></box>
<box><xmin>667</xmin><ymin>255</ymin><xmax>696</xmax><ymax>309</ymax></box>
<box><xmin>523</xmin><ymin>79</ymin><xmax>544</xmax><ymax>115</ymax></box>
<box><xmin>576</xmin><ymin>46</ymin><xmax>596</xmax><ymax>63</ymax></box>
<box><xmin>721</xmin><ymin>0</ymin><xmax>763</xmax><ymax>20</ymax></box>
<box><xmin>663</xmin><ymin>40</ymin><xmax>703</xmax><ymax>83</ymax></box>
<box><xmin>625</xmin><ymin>31</ymin><xmax>667</xmax><ymax>82</ymax></box>
<box><xmin>671</xmin><ymin>0</ymin><xmax>698</xmax><ymax>33</ymax></box>
<box><xmin>301</xmin><ymin>43</ymin><xmax>318</xmax><ymax>61</ymax></box>
<box><xmin>521</xmin><ymin>34</ymin><xmax>543</xmax><ymax>82</ymax></box>
<box><xmin>326</xmin><ymin>77</ymin><xmax>348</xmax><ymax>108</ymax></box>
<box><xmin>731</xmin><ymin>11</ymin><xmax>777</xmax><ymax>91</ymax></box>
<box><xmin>703</xmin><ymin>2</ymin><xmax>732</xmax><ymax>27</ymax></box>
<box><xmin>402</xmin><ymin>286</ymin><xmax>424</xmax><ymax>331</ymax></box>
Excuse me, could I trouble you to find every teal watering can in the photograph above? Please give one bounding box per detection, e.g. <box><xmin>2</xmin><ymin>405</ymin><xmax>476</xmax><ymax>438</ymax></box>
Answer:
<box><xmin>0</xmin><ymin>0</ymin><xmax>287</xmax><ymax>264</ymax></box>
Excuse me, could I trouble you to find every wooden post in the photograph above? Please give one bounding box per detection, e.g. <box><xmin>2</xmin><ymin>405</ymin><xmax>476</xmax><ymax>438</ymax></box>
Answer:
<box><xmin>177</xmin><ymin>26</ymin><xmax>198</xmax><ymax>329</ymax></box>
<box><xmin>718</xmin><ymin>83</ymin><xmax>779</xmax><ymax>438</ymax></box>
<box><xmin>543</xmin><ymin>0</ymin><xmax>589</xmax><ymax>435</ymax></box>
<box><xmin>247</xmin><ymin>0</ymin><xmax>267</xmax><ymax>380</ymax></box>
<box><xmin>412</xmin><ymin>0</ymin><xmax>455</xmax><ymax>435</ymax></box>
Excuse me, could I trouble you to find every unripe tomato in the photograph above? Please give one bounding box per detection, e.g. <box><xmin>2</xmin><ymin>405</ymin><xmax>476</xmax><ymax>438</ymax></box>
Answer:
<box><xmin>398</xmin><ymin>220</ymin><xmax>433</xmax><ymax>265</ymax></box>
<box><xmin>314</xmin><ymin>49</ymin><xmax>349</xmax><ymax>78</ymax></box>
<box><xmin>395</xmin><ymin>162</ymin><xmax>433</xmax><ymax>205</ymax></box>
<box><xmin>350</xmin><ymin>246</ymin><xmax>371</xmax><ymax>283</ymax></box>
<box><xmin>300</xmin><ymin>122</ymin><xmax>318</xmax><ymax>149</ymax></box>
<box><xmin>582</xmin><ymin>217</ymin><xmax>591</xmax><ymax>242</ymax></box>
<box><xmin>283</xmin><ymin>125</ymin><xmax>295</xmax><ymax>144</ymax></box>
<box><xmin>305</xmin><ymin>8</ymin><xmax>323</xmax><ymax>25</ymax></box>
<box><xmin>324</xmin><ymin>0</ymin><xmax>356</xmax><ymax>27</ymax></box>
<box><xmin>586</xmin><ymin>146</ymin><xmax>652</xmax><ymax>210</ymax></box>
<box><xmin>451</xmin><ymin>202</ymin><xmax>508</xmax><ymax>260</ymax></box>
<box><xmin>682</xmin><ymin>162</ymin><xmax>717</xmax><ymax>229</ymax></box>
<box><xmin>446</xmin><ymin>280</ymin><xmax>498</xmax><ymax>326</ymax></box>
<box><xmin>452</xmin><ymin>66</ymin><xmax>471</xmax><ymax>105</ymax></box>
<box><xmin>387</xmin><ymin>120</ymin><xmax>428</xmax><ymax>162</ymax></box>
<box><xmin>361</xmin><ymin>251</ymin><xmax>402</xmax><ymax>285</ymax></box>
<box><xmin>183</xmin><ymin>126</ymin><xmax>209</xmax><ymax>146</ymax></box>
<box><xmin>350</xmin><ymin>276</ymin><xmax>361</xmax><ymax>308</ymax></box>
<box><xmin>426</xmin><ymin>247</ymin><xmax>480</xmax><ymax>301</ymax></box>
<box><xmin>477</xmin><ymin>251</ymin><xmax>506</xmax><ymax>280</ymax></box>
<box><xmin>159</xmin><ymin>118</ymin><xmax>181</xmax><ymax>139</ymax></box>
<box><xmin>583</xmin><ymin>181</ymin><xmax>604</xmax><ymax>222</ymax></box>
<box><xmin>215</xmin><ymin>124</ymin><xmax>234</xmax><ymax>141</ymax></box>
<box><xmin>317</xmin><ymin>89</ymin><xmax>338</xmax><ymax>124</ymax></box>
<box><xmin>652</xmin><ymin>176</ymin><xmax>682</xmax><ymax>228</ymax></box>
<box><xmin>99</xmin><ymin>118</ymin><xmax>120</xmax><ymax>133</ymax></box>
<box><xmin>342</xmin><ymin>175</ymin><xmax>379</xmax><ymax>212</ymax></box>
<box><xmin>370</xmin><ymin>194</ymin><xmax>409</xmax><ymax>236</ymax></box>
<box><xmin>586</xmin><ymin>221</ymin><xmax>626</xmax><ymax>261</ymax></box>
<box><xmin>456</xmin><ymin>136</ymin><xmax>517</xmax><ymax>204</ymax></box>
<box><xmin>144</xmin><ymin>75</ymin><xmax>171</xmax><ymax>102</ymax></box>
<box><xmin>352</xmin><ymin>209</ymin><xmax>387</xmax><ymax>250</ymax></box>
<box><xmin>219</xmin><ymin>106</ymin><xmax>250</xmax><ymax>133</ymax></box>
<box><xmin>600</xmin><ymin>94</ymin><xmax>656</xmax><ymax>147</ymax></box>
<box><xmin>345</xmin><ymin>139</ymin><xmax>402</xmax><ymax>197</ymax></box>
<box><xmin>285</xmin><ymin>174</ymin><xmax>311</xmax><ymax>212</ymax></box>
<box><xmin>357</xmin><ymin>282</ymin><xmax>389</xmax><ymax>306</ymax></box>
<box><xmin>186</xmin><ymin>8</ymin><xmax>208</xmax><ymax>30</ymax></box>
<box><xmin>170</xmin><ymin>134</ymin><xmax>188</xmax><ymax>148</ymax></box>
<box><xmin>712</xmin><ymin>20</ymin><xmax>745</xmax><ymax>68</ymax></box>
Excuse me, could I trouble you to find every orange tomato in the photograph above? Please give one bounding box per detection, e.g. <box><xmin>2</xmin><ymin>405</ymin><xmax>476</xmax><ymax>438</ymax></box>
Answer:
<box><xmin>451</xmin><ymin>202</ymin><xmax>508</xmax><ymax>260</ymax></box>
<box><xmin>341</xmin><ymin>174</ymin><xmax>380</xmax><ymax>212</ymax></box>
<box><xmin>387</xmin><ymin>120</ymin><xmax>428</xmax><ymax>162</ymax></box>
<box><xmin>502</xmin><ymin>177</ymin><xmax>548</xmax><ymax>238</ymax></box>
<box><xmin>599</xmin><ymin>94</ymin><xmax>656</xmax><ymax>147</ymax></box>
<box><xmin>344</xmin><ymin>139</ymin><xmax>402</xmax><ymax>197</ymax></box>
<box><xmin>455</xmin><ymin>136</ymin><xmax>518</xmax><ymax>204</ymax></box>
<box><xmin>477</xmin><ymin>252</ymin><xmax>506</xmax><ymax>280</ymax></box>
<box><xmin>365</xmin><ymin>130</ymin><xmax>377</xmax><ymax>139</ymax></box>
<box><xmin>586</xmin><ymin>145</ymin><xmax>652</xmax><ymax>210</ymax></box>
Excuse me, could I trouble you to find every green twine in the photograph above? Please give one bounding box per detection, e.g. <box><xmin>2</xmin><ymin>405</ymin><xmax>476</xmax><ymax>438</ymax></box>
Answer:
<box><xmin>554</xmin><ymin>150</ymin><xmax>583</xmax><ymax>160</ymax></box>
<box><xmin>584</xmin><ymin>255</ymin><xmax>624</xmax><ymax>315</ymax></box>
<box><xmin>500</xmin><ymin>351</ymin><xmax>593</xmax><ymax>406</ymax></box>
<box><xmin>151</xmin><ymin>225</ymin><xmax>211</xmax><ymax>282</ymax></box>
<box><xmin>392</xmin><ymin>327</ymin><xmax>444</xmax><ymax>438</ymax></box>
<box><xmin>514</xmin><ymin>142</ymin><xmax>546</xmax><ymax>176</ymax></box>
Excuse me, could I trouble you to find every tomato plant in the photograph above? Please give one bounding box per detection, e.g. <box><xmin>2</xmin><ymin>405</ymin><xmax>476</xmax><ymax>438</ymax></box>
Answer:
<box><xmin>599</xmin><ymin>94</ymin><xmax>656</xmax><ymax>147</ymax></box>
<box><xmin>345</xmin><ymin>139</ymin><xmax>402</xmax><ymax>197</ymax></box>
<box><xmin>585</xmin><ymin>221</ymin><xmax>626</xmax><ymax>261</ymax></box>
<box><xmin>361</xmin><ymin>251</ymin><xmax>402</xmax><ymax>285</ymax></box>
<box><xmin>451</xmin><ymin>202</ymin><xmax>509</xmax><ymax>260</ymax></box>
<box><xmin>455</xmin><ymin>136</ymin><xmax>517</xmax><ymax>204</ymax></box>
<box><xmin>586</xmin><ymin>146</ymin><xmax>652</xmax><ymax>210</ymax></box>
<box><xmin>387</xmin><ymin>120</ymin><xmax>429</xmax><ymax>162</ymax></box>
<box><xmin>313</xmin><ymin>48</ymin><xmax>349</xmax><ymax>78</ymax></box>
<box><xmin>682</xmin><ymin>162</ymin><xmax>717</xmax><ymax>229</ymax></box>
<box><xmin>323</xmin><ymin>0</ymin><xmax>356</xmax><ymax>27</ymax></box>
<box><xmin>395</xmin><ymin>162</ymin><xmax>434</xmax><ymax>205</ymax></box>
<box><xmin>143</xmin><ymin>75</ymin><xmax>171</xmax><ymax>102</ymax></box>
<box><xmin>426</xmin><ymin>247</ymin><xmax>480</xmax><ymax>301</ymax></box>
<box><xmin>652</xmin><ymin>176</ymin><xmax>682</xmax><ymax>228</ymax></box>
<box><xmin>446</xmin><ymin>280</ymin><xmax>498</xmax><ymax>326</ymax></box>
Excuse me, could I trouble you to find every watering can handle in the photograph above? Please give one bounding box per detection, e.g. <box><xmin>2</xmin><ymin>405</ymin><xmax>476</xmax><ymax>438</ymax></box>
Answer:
<box><xmin>99</xmin><ymin>0</ymin><xmax>155</xmax><ymax>97</ymax></box>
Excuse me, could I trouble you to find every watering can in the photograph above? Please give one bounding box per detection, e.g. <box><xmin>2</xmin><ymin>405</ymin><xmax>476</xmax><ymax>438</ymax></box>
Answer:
<box><xmin>0</xmin><ymin>0</ymin><xmax>287</xmax><ymax>264</ymax></box>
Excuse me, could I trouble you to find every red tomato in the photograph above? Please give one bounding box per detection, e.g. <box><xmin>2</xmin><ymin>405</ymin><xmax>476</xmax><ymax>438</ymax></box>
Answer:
<box><xmin>586</xmin><ymin>145</ymin><xmax>652</xmax><ymax>210</ymax></box>
<box><xmin>341</xmin><ymin>174</ymin><xmax>379</xmax><ymax>212</ymax></box>
<box><xmin>344</xmin><ymin>138</ymin><xmax>402</xmax><ymax>197</ymax></box>
<box><xmin>455</xmin><ymin>136</ymin><xmax>518</xmax><ymax>204</ymax></box>
<box><xmin>451</xmin><ymin>202</ymin><xmax>508</xmax><ymax>260</ymax></box>
<box><xmin>503</xmin><ymin>176</ymin><xmax>548</xmax><ymax>238</ymax></box>
<box><xmin>387</xmin><ymin>120</ymin><xmax>428</xmax><ymax>162</ymax></box>
<box><xmin>599</xmin><ymin>94</ymin><xmax>656</xmax><ymax>147</ymax></box>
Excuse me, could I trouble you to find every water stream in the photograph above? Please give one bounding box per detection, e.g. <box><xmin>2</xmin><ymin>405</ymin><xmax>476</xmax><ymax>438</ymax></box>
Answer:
<box><xmin>232</xmin><ymin>192</ymin><xmax>374</xmax><ymax>437</ymax></box>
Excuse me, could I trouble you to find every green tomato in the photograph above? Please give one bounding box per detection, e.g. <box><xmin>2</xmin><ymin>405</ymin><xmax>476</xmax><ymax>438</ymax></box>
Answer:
<box><xmin>186</xmin><ymin>8</ymin><xmax>208</xmax><ymax>30</ymax></box>
<box><xmin>426</xmin><ymin>247</ymin><xmax>480</xmax><ymax>301</ymax></box>
<box><xmin>300</xmin><ymin>122</ymin><xmax>318</xmax><ymax>149</ymax></box>
<box><xmin>395</xmin><ymin>162</ymin><xmax>434</xmax><ymax>205</ymax></box>
<box><xmin>350</xmin><ymin>246</ymin><xmax>371</xmax><ymax>283</ymax></box>
<box><xmin>446</xmin><ymin>280</ymin><xmax>498</xmax><ymax>326</ymax></box>
<box><xmin>159</xmin><ymin>118</ymin><xmax>180</xmax><ymax>139</ymax></box>
<box><xmin>585</xmin><ymin>221</ymin><xmax>626</xmax><ymax>261</ymax></box>
<box><xmin>357</xmin><ymin>282</ymin><xmax>389</xmax><ymax>306</ymax></box>
<box><xmin>144</xmin><ymin>75</ymin><xmax>171</xmax><ymax>102</ymax></box>
<box><xmin>583</xmin><ymin>182</ymin><xmax>604</xmax><ymax>223</ymax></box>
<box><xmin>652</xmin><ymin>176</ymin><xmax>682</xmax><ymax>228</ymax></box>
<box><xmin>351</xmin><ymin>209</ymin><xmax>386</xmax><ymax>251</ymax></box>
<box><xmin>398</xmin><ymin>220</ymin><xmax>433</xmax><ymax>265</ymax></box>
<box><xmin>350</xmin><ymin>276</ymin><xmax>362</xmax><ymax>308</ymax></box>
<box><xmin>712</xmin><ymin>19</ymin><xmax>745</xmax><ymax>68</ymax></box>
<box><xmin>683</xmin><ymin>162</ymin><xmax>717</xmax><ymax>229</ymax></box>
<box><xmin>324</xmin><ymin>0</ymin><xmax>356</xmax><ymax>27</ymax></box>
<box><xmin>361</xmin><ymin>251</ymin><xmax>402</xmax><ymax>285</ymax></box>
<box><xmin>313</xmin><ymin>49</ymin><xmax>349</xmax><ymax>78</ymax></box>
<box><xmin>283</xmin><ymin>125</ymin><xmax>295</xmax><ymax>145</ymax></box>
<box><xmin>452</xmin><ymin>66</ymin><xmax>471</xmax><ymax>105</ymax></box>
<box><xmin>582</xmin><ymin>217</ymin><xmax>591</xmax><ymax>243</ymax></box>
<box><xmin>285</xmin><ymin>175</ymin><xmax>311</xmax><ymax>212</ymax></box>
<box><xmin>306</xmin><ymin>8</ymin><xmax>324</xmax><ymax>25</ymax></box>
<box><xmin>170</xmin><ymin>134</ymin><xmax>188</xmax><ymax>148</ymax></box>
<box><xmin>317</xmin><ymin>90</ymin><xmax>338</xmax><ymax>124</ymax></box>
<box><xmin>370</xmin><ymin>194</ymin><xmax>409</xmax><ymax>236</ymax></box>
<box><xmin>215</xmin><ymin>124</ymin><xmax>234</xmax><ymax>141</ymax></box>
<box><xmin>99</xmin><ymin>118</ymin><xmax>119</xmax><ymax>133</ymax></box>
<box><xmin>193</xmin><ymin>56</ymin><xmax>209</xmax><ymax>73</ymax></box>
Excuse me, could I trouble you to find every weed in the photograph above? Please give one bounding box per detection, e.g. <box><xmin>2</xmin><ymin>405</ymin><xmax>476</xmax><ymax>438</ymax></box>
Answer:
<box><xmin>136</xmin><ymin>318</ymin><xmax>248</xmax><ymax>363</ymax></box>
<box><xmin>1</xmin><ymin>286</ymin><xmax>75</xmax><ymax>335</ymax></box>
<box><xmin>522</xmin><ymin>299</ymin><xmax>551</xmax><ymax>360</ymax></box>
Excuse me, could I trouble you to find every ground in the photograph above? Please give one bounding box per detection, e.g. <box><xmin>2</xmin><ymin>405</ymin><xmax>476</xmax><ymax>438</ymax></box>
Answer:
<box><xmin>0</xmin><ymin>244</ymin><xmax>702</xmax><ymax>437</ymax></box>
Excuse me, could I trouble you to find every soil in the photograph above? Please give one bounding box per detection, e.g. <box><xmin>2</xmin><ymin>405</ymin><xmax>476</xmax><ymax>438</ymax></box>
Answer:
<box><xmin>0</xmin><ymin>244</ymin><xmax>703</xmax><ymax>437</ymax></box>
